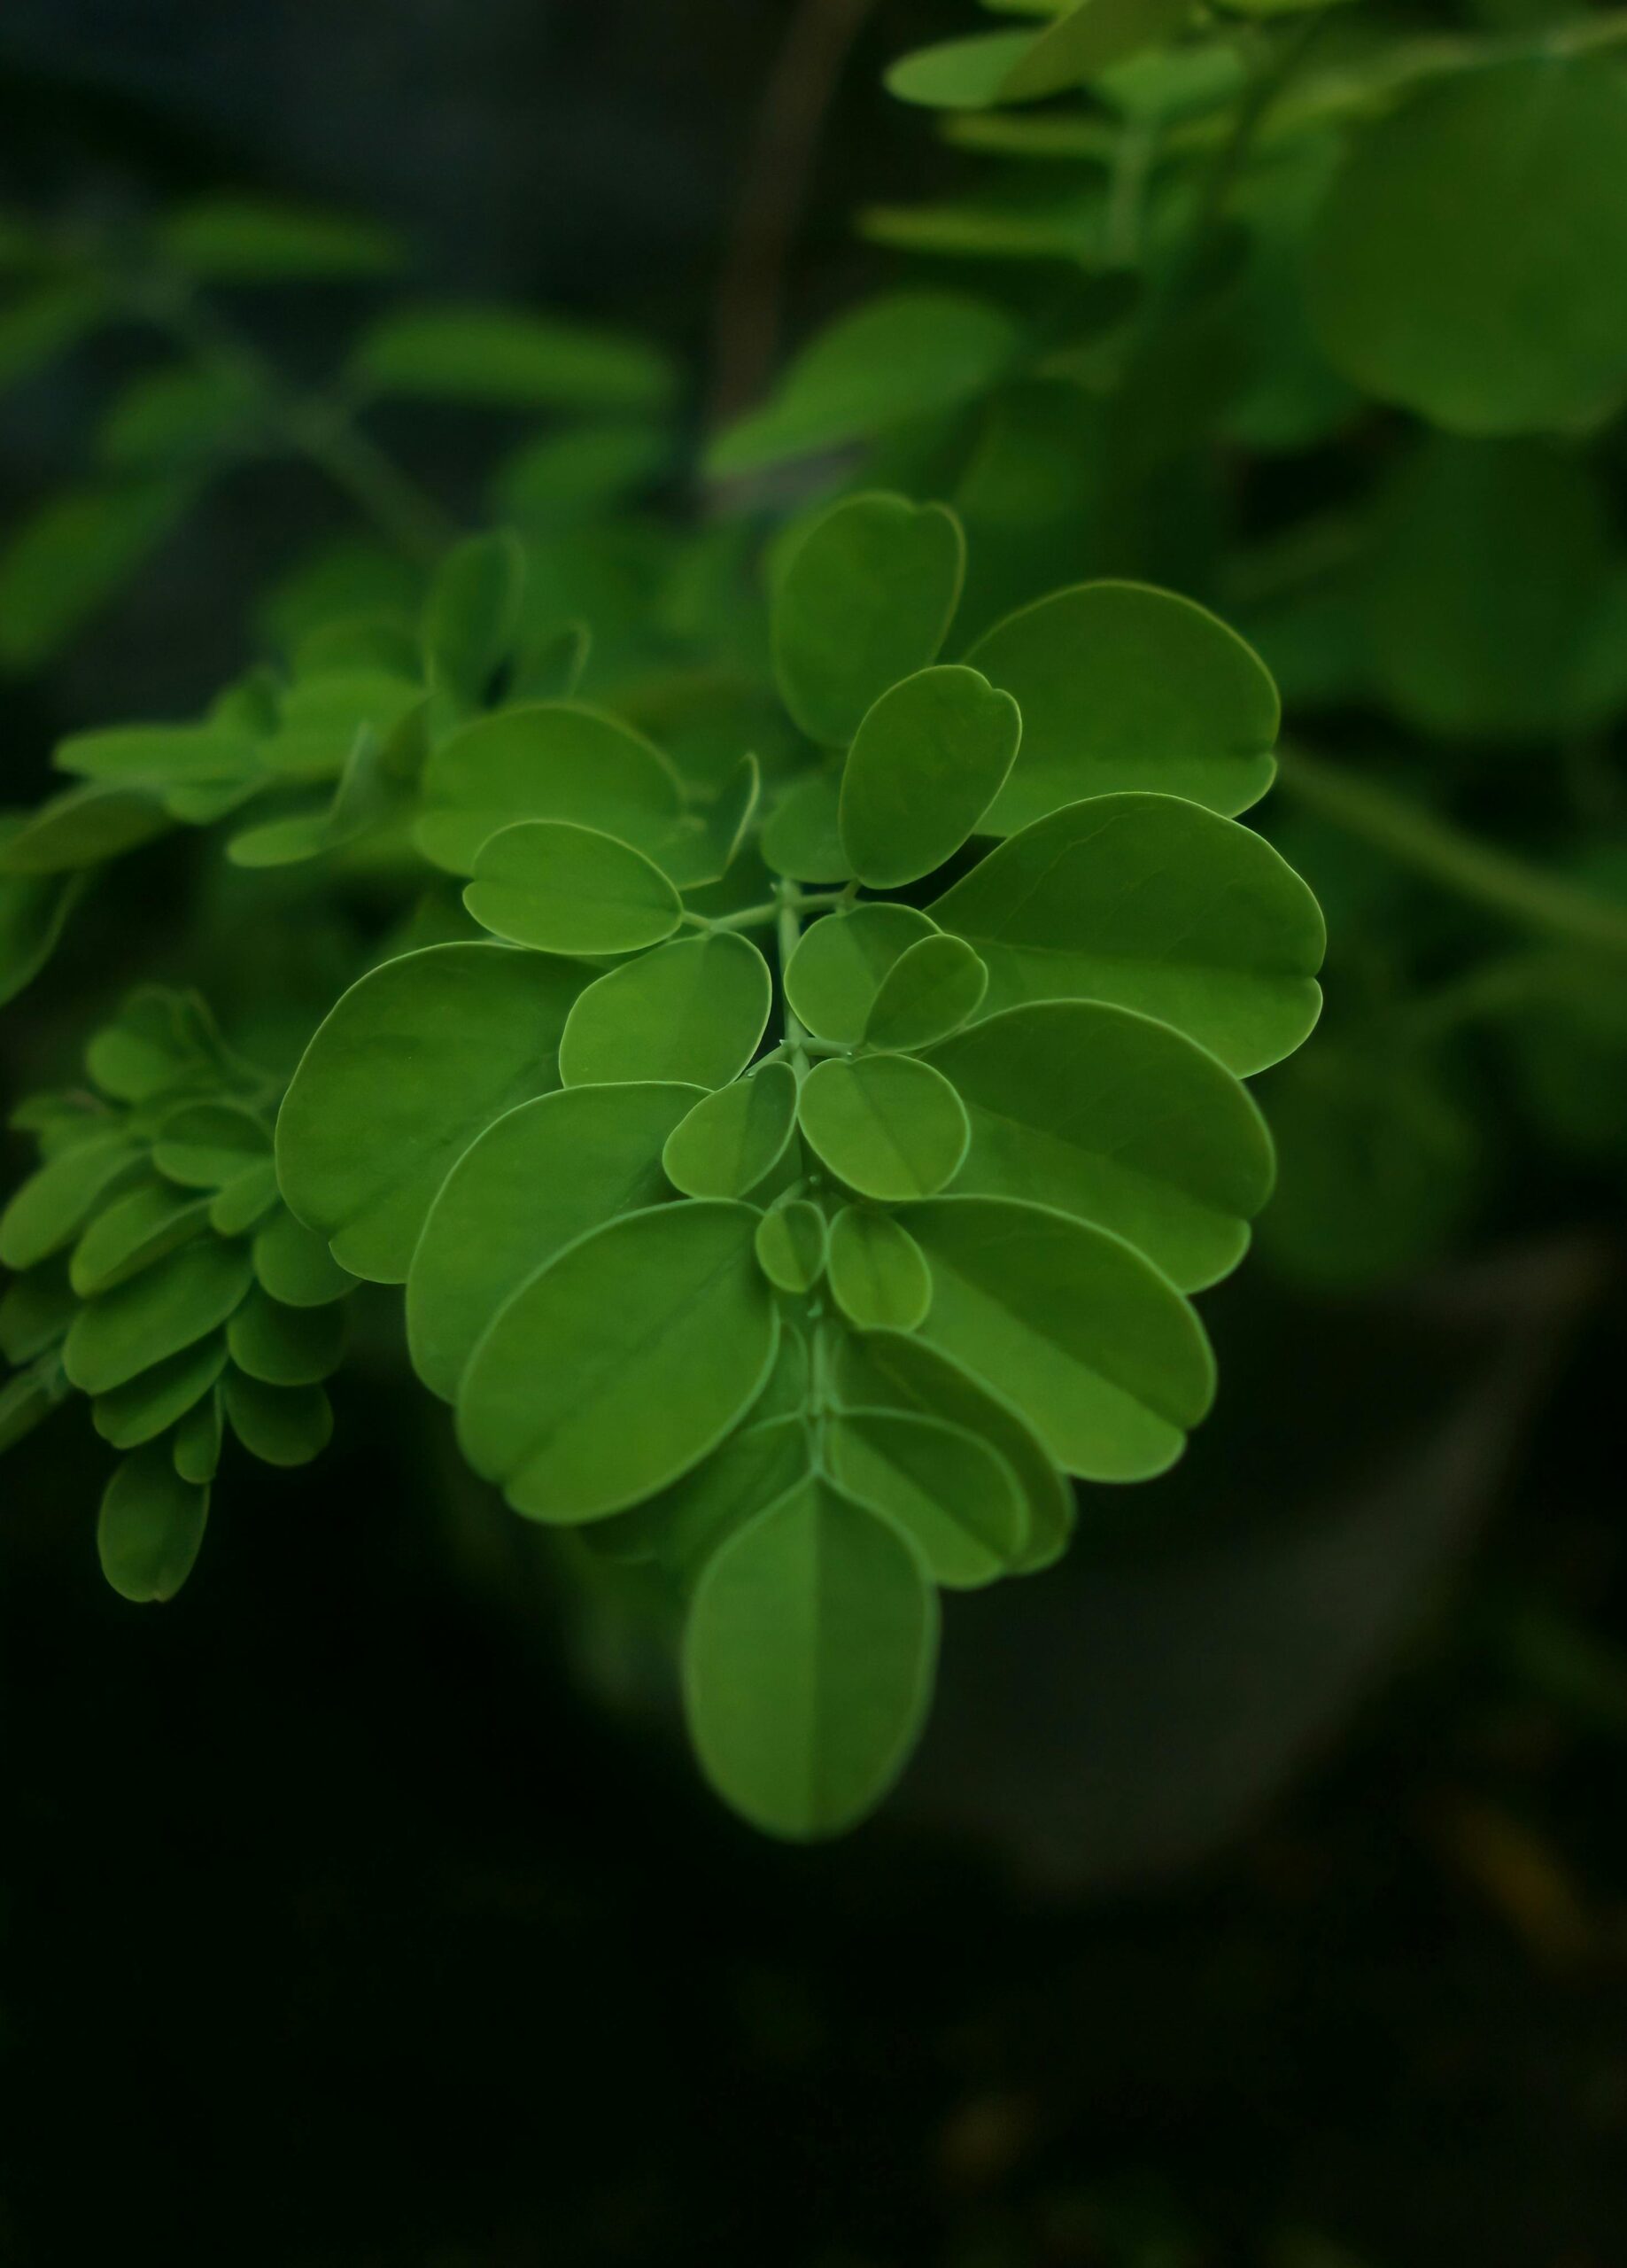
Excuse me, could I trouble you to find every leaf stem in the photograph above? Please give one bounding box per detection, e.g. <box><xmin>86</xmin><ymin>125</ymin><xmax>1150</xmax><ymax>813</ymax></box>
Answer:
<box><xmin>1276</xmin><ymin>746</ymin><xmax>1627</xmax><ymax>958</ymax></box>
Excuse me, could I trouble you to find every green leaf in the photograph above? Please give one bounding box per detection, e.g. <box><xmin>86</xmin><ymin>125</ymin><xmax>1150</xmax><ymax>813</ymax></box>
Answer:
<box><xmin>707</xmin><ymin>292</ymin><xmax>1020</xmax><ymax>478</ymax></box>
<box><xmin>662</xmin><ymin>1062</ymin><xmax>798</xmax><ymax>1199</ymax></box>
<box><xmin>931</xmin><ymin>793</ymin><xmax>1325</xmax><ymax>1076</ymax></box>
<box><xmin>905</xmin><ymin>1195</ymin><xmax>1213</xmax><ymax>1480</ymax></box>
<box><xmin>227</xmin><ymin>712</ymin><xmax>416</xmax><ymax>868</ymax></box>
<box><xmin>864</xmin><ymin>935</ymin><xmax>988</xmax><ymax>1050</ymax></box>
<box><xmin>772</xmin><ymin>493</ymin><xmax>965</xmax><ymax>747</ymax></box>
<box><xmin>97</xmin><ymin>1449</ymin><xmax>209</xmax><ymax>1604</ymax></box>
<box><xmin>463</xmin><ymin>821</ymin><xmax>682</xmax><ymax>955</ymax></box>
<box><xmin>0</xmin><ymin>783</ymin><xmax>171</xmax><ymax>874</ymax></box>
<box><xmin>835</xmin><ymin>1326</ymin><xmax>1073</xmax><ymax>1570</ymax></box>
<box><xmin>886</xmin><ymin>0</ymin><xmax>1187</xmax><ymax>110</ymax></box>
<box><xmin>151</xmin><ymin>1100</ymin><xmax>270</xmax><ymax>1188</ymax></box>
<box><xmin>828</xmin><ymin>1408</ymin><xmax>1027</xmax><ymax>1588</ymax></box>
<box><xmin>0</xmin><ymin>1135</ymin><xmax>144</xmax><ymax>1270</ymax></box>
<box><xmin>826</xmin><ymin>1206</ymin><xmax>932</xmax><ymax>1332</ymax></box>
<box><xmin>260</xmin><ymin>668</ymin><xmax>421</xmax><ymax>781</ymax></box>
<box><xmin>840</xmin><ymin>665</ymin><xmax>1021</xmax><ymax>887</ymax></box>
<box><xmin>416</xmin><ymin>701</ymin><xmax>684</xmax><ymax>876</ymax></box>
<box><xmin>1307</xmin><ymin>61</ymin><xmax>1627</xmax><ymax>436</ymax></box>
<box><xmin>422</xmin><ymin>529</ymin><xmax>526</xmax><ymax>709</ymax></box>
<box><xmin>84</xmin><ymin>987</ymin><xmax>235</xmax><ymax>1104</ymax></box>
<box><xmin>491</xmin><ymin>420</ymin><xmax>670</xmax><ymax>522</ymax></box>
<box><xmin>54</xmin><ymin>721</ymin><xmax>259</xmax><ymax>790</ymax></box>
<box><xmin>172</xmin><ymin>1387</ymin><xmax>223</xmax><ymax>1484</ymax></box>
<box><xmin>92</xmin><ymin>1335</ymin><xmax>227</xmax><ymax>1449</ymax></box>
<box><xmin>560</xmin><ymin>933</ymin><xmax>771</xmax><ymax>1090</ymax></box>
<box><xmin>94</xmin><ymin>365</ymin><xmax>258</xmax><ymax>470</ymax></box>
<box><xmin>209</xmin><ymin>1163</ymin><xmax>280</xmax><ymax>1239</ymax></box>
<box><xmin>0</xmin><ymin>1260</ymin><xmax>77</xmax><ymax>1363</ymax></box>
<box><xmin>884</xmin><ymin>31</ymin><xmax>1034</xmax><ymax>109</ymax></box>
<box><xmin>655</xmin><ymin>753</ymin><xmax>761</xmax><ymax>890</ymax></box>
<box><xmin>457</xmin><ymin>1200</ymin><xmax>779</xmax><ymax>1523</ymax></box>
<box><xmin>70</xmin><ymin>1181</ymin><xmax>213</xmax><ymax>1297</ymax></box>
<box><xmin>683</xmin><ymin>1474</ymin><xmax>938</xmax><ymax>1839</ymax></box>
<box><xmin>222</xmin><ymin>1370</ymin><xmax>334</xmax><ymax>1466</ymax></box>
<box><xmin>0</xmin><ymin>833</ymin><xmax>84</xmax><ymax>1006</ymax></box>
<box><xmin>753</xmin><ymin>1200</ymin><xmax>830</xmax><ymax>1295</ymax></box>
<box><xmin>252</xmin><ymin>1206</ymin><xmax>355</xmax><ymax>1308</ymax></box>
<box><xmin>785</xmin><ymin>904</ymin><xmax>937</xmax><ymax>1044</ymax></box>
<box><xmin>407</xmin><ymin>1081</ymin><xmax>698</xmax><ymax>1402</ymax></box>
<box><xmin>631</xmin><ymin>1416</ymin><xmax>810</xmax><ymax>1582</ymax></box>
<box><xmin>63</xmin><ymin>1239</ymin><xmax>254</xmax><ymax>1396</ymax></box>
<box><xmin>927</xmin><ymin>1001</ymin><xmax>1274</xmax><ymax>1291</ymax></box>
<box><xmin>0</xmin><ymin>480</ymin><xmax>187</xmax><ymax>672</ymax></box>
<box><xmin>158</xmin><ymin>196</ymin><xmax>406</xmax><ymax>279</ymax></box>
<box><xmin>0</xmin><ymin>1356</ymin><xmax>66</xmax><ymax>1456</ymax></box>
<box><xmin>227</xmin><ymin>1287</ymin><xmax>347</xmax><ymax>1386</ymax></box>
<box><xmin>277</xmin><ymin>942</ymin><xmax>584</xmax><ymax>1283</ymax></box>
<box><xmin>760</xmin><ymin>771</ymin><xmax>852</xmax><ymax>885</ymax></box>
<box><xmin>797</xmin><ymin>1054</ymin><xmax>970</xmax><ymax>1201</ymax></box>
<box><xmin>965</xmin><ymin>584</ymin><xmax>1280</xmax><ymax>832</ymax></box>
<box><xmin>351</xmin><ymin>304</ymin><xmax>675</xmax><ymax>411</ymax></box>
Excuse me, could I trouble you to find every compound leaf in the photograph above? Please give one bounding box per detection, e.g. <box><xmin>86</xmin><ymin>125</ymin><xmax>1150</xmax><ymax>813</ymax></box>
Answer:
<box><xmin>416</xmin><ymin>702</ymin><xmax>684</xmax><ymax>876</ymax></box>
<box><xmin>97</xmin><ymin>1449</ymin><xmax>209</xmax><ymax>1604</ymax></box>
<box><xmin>864</xmin><ymin>934</ymin><xmax>988</xmax><ymax>1050</ymax></box>
<box><xmin>151</xmin><ymin>1100</ymin><xmax>269</xmax><ymax>1189</ymax></box>
<box><xmin>64</xmin><ymin>1239</ymin><xmax>253</xmax><ymax>1397</ymax></box>
<box><xmin>70</xmin><ymin>1181</ymin><xmax>213</xmax><ymax>1297</ymax></box>
<box><xmin>828</xmin><ymin>1407</ymin><xmax>1027</xmax><ymax>1588</ymax></box>
<box><xmin>91</xmin><ymin>1335</ymin><xmax>227</xmax><ymax>1449</ymax></box>
<box><xmin>785</xmin><ymin>904</ymin><xmax>937</xmax><ymax>1044</ymax></box>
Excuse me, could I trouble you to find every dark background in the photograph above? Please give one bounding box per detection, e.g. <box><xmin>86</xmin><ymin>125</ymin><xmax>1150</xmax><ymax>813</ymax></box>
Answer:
<box><xmin>3</xmin><ymin>5</ymin><xmax>1626</xmax><ymax>2263</ymax></box>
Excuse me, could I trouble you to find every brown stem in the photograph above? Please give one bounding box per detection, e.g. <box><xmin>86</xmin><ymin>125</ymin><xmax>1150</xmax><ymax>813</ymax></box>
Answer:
<box><xmin>708</xmin><ymin>0</ymin><xmax>882</xmax><ymax>428</ymax></box>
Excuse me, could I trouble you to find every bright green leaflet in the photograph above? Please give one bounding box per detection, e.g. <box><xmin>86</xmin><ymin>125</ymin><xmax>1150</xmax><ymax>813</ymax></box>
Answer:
<box><xmin>834</xmin><ymin>1327</ymin><xmax>1073</xmax><ymax>1573</ymax></box>
<box><xmin>927</xmin><ymin>1001</ymin><xmax>1275</xmax><ymax>1293</ymax></box>
<box><xmin>759</xmin><ymin>771</ymin><xmax>851</xmax><ymax>885</ymax></box>
<box><xmin>797</xmin><ymin>1054</ymin><xmax>970</xmax><ymax>1202</ymax></box>
<box><xmin>829</xmin><ymin>1408</ymin><xmax>1027</xmax><ymax>1589</ymax></box>
<box><xmin>416</xmin><ymin>702</ymin><xmax>684</xmax><ymax>875</ymax></box>
<box><xmin>560</xmin><ymin>933</ymin><xmax>771</xmax><ymax>1090</ymax></box>
<box><xmin>885</xmin><ymin>31</ymin><xmax>1034</xmax><ymax>108</ymax></box>
<box><xmin>930</xmin><ymin>793</ymin><xmax>1325</xmax><ymax>1076</ymax></box>
<box><xmin>840</xmin><ymin>665</ymin><xmax>1021</xmax><ymax>888</ymax></box>
<box><xmin>458</xmin><ymin>1200</ymin><xmax>779</xmax><ymax>1524</ymax></box>
<box><xmin>785</xmin><ymin>904</ymin><xmax>937</xmax><ymax>1045</ymax></box>
<box><xmin>773</xmin><ymin>493</ymin><xmax>966</xmax><ymax>748</ymax></box>
<box><xmin>1307</xmin><ymin>61</ymin><xmax>1627</xmax><ymax>436</ymax></box>
<box><xmin>92</xmin><ymin>1336</ymin><xmax>227</xmax><ymax>1450</ymax></box>
<box><xmin>97</xmin><ymin>1449</ymin><xmax>210</xmax><ymax>1604</ymax></box>
<box><xmin>463</xmin><ymin>820</ymin><xmax>682</xmax><ymax>957</ymax></box>
<box><xmin>633</xmin><ymin>1417</ymin><xmax>811</xmax><ymax>1584</ymax></box>
<box><xmin>222</xmin><ymin>1371</ymin><xmax>334</xmax><ymax>1467</ymax></box>
<box><xmin>252</xmin><ymin>1207</ymin><xmax>354</xmax><ymax>1308</ymax></box>
<box><xmin>754</xmin><ymin>1201</ymin><xmax>829</xmax><ymax>1295</ymax></box>
<box><xmin>209</xmin><ymin>1163</ymin><xmax>281</xmax><ymax>1239</ymax></box>
<box><xmin>0</xmin><ymin>1135</ymin><xmax>143</xmax><ymax>1270</ymax></box>
<box><xmin>906</xmin><ymin>1195</ymin><xmax>1215</xmax><ymax>1481</ymax></box>
<box><xmin>707</xmin><ymin>291</ymin><xmax>1020</xmax><ymax>477</ymax></box>
<box><xmin>422</xmin><ymin>529</ymin><xmax>525</xmax><ymax>709</ymax></box>
<box><xmin>682</xmin><ymin>1473</ymin><xmax>940</xmax><ymax>1840</ymax></box>
<box><xmin>70</xmin><ymin>1182</ymin><xmax>213</xmax><ymax>1298</ymax></box>
<box><xmin>0</xmin><ymin>782</ymin><xmax>170</xmax><ymax>874</ymax></box>
<box><xmin>151</xmin><ymin>1100</ymin><xmax>269</xmax><ymax>1189</ymax></box>
<box><xmin>351</xmin><ymin>304</ymin><xmax>675</xmax><ymax>412</ymax></box>
<box><xmin>277</xmin><ymin>943</ymin><xmax>584</xmax><ymax>1283</ymax></box>
<box><xmin>826</xmin><ymin>1207</ymin><xmax>932</xmax><ymax>1332</ymax></box>
<box><xmin>227</xmin><ymin>1288</ymin><xmax>347</xmax><ymax>1387</ymax></box>
<box><xmin>63</xmin><ymin>1239</ymin><xmax>254</xmax><ymax>1397</ymax></box>
<box><xmin>407</xmin><ymin>1081</ymin><xmax>699</xmax><ymax>1402</ymax></box>
<box><xmin>173</xmin><ymin>1389</ymin><xmax>224</xmax><ymax>1485</ymax></box>
<box><xmin>887</xmin><ymin>0</ymin><xmax>1186</xmax><ymax>108</ymax></box>
<box><xmin>864</xmin><ymin>935</ymin><xmax>988</xmax><ymax>1052</ymax></box>
<box><xmin>662</xmin><ymin>1063</ymin><xmax>798</xmax><ymax>1200</ymax></box>
<box><xmin>965</xmin><ymin>583</ymin><xmax>1280</xmax><ymax>832</ymax></box>
<box><xmin>53</xmin><ymin>722</ymin><xmax>258</xmax><ymax>787</ymax></box>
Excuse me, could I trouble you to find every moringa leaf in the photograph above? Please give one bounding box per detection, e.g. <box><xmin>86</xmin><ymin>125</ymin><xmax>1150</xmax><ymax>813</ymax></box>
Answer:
<box><xmin>759</xmin><ymin>770</ymin><xmax>852</xmax><ymax>885</ymax></box>
<box><xmin>0</xmin><ymin>831</ymin><xmax>84</xmax><ymax>1006</ymax></box>
<box><xmin>407</xmin><ymin>1081</ymin><xmax>698</xmax><ymax>1402</ymax></box>
<box><xmin>560</xmin><ymin>933</ymin><xmax>771</xmax><ymax>1089</ymax></box>
<box><xmin>151</xmin><ymin>1100</ymin><xmax>270</xmax><ymax>1189</ymax></box>
<box><xmin>683</xmin><ymin>1473</ymin><xmax>939</xmax><ymax>1839</ymax></box>
<box><xmin>797</xmin><ymin>1053</ymin><xmax>970</xmax><ymax>1201</ymax></box>
<box><xmin>927</xmin><ymin>1001</ymin><xmax>1275</xmax><ymax>1291</ymax></box>
<box><xmin>887</xmin><ymin>0</ymin><xmax>1187</xmax><ymax>110</ymax></box>
<box><xmin>416</xmin><ymin>701</ymin><xmax>684</xmax><ymax>875</ymax></box>
<box><xmin>0</xmin><ymin>1260</ymin><xmax>77</xmax><ymax>1364</ymax></box>
<box><xmin>172</xmin><ymin>1387</ymin><xmax>223</xmax><ymax>1484</ymax></box>
<box><xmin>840</xmin><ymin>665</ymin><xmax>1021</xmax><ymax>887</ymax></box>
<box><xmin>97</xmin><ymin>1449</ymin><xmax>209</xmax><ymax>1603</ymax></box>
<box><xmin>753</xmin><ymin>1200</ymin><xmax>829</xmax><ymax>1295</ymax></box>
<box><xmin>828</xmin><ymin>1407</ymin><xmax>1027</xmax><ymax>1588</ymax></box>
<box><xmin>966</xmin><ymin>583</ymin><xmax>1280</xmax><ymax>832</ymax></box>
<box><xmin>458</xmin><ymin>1200</ymin><xmax>779</xmax><ymax>1523</ymax></box>
<box><xmin>227</xmin><ymin>1286</ymin><xmax>347</xmax><ymax>1386</ymax></box>
<box><xmin>278</xmin><ymin>943</ymin><xmax>584</xmax><ymax>1282</ymax></box>
<box><xmin>91</xmin><ymin>1335</ymin><xmax>227</xmax><ymax>1449</ymax></box>
<box><xmin>930</xmin><ymin>793</ymin><xmax>1325</xmax><ymax>1076</ymax></box>
<box><xmin>631</xmin><ymin>1416</ymin><xmax>810</xmax><ymax>1583</ymax></box>
<box><xmin>905</xmin><ymin>1195</ymin><xmax>1214</xmax><ymax>1481</ymax></box>
<box><xmin>463</xmin><ymin>820</ymin><xmax>682</xmax><ymax>956</ymax></box>
<box><xmin>864</xmin><ymin>935</ymin><xmax>988</xmax><ymax>1050</ymax></box>
<box><xmin>352</xmin><ymin>304</ymin><xmax>676</xmax><ymax>412</ymax></box>
<box><xmin>159</xmin><ymin>196</ymin><xmax>406</xmax><ymax>280</ymax></box>
<box><xmin>785</xmin><ymin>903</ymin><xmax>937</xmax><ymax>1044</ymax></box>
<box><xmin>662</xmin><ymin>1062</ymin><xmax>798</xmax><ymax>1200</ymax></box>
<box><xmin>773</xmin><ymin>493</ymin><xmax>965</xmax><ymax>747</ymax></box>
<box><xmin>826</xmin><ymin>1206</ymin><xmax>932</xmax><ymax>1332</ymax></box>
<box><xmin>0</xmin><ymin>1134</ymin><xmax>144</xmax><ymax>1270</ymax></box>
<box><xmin>0</xmin><ymin>782</ymin><xmax>171</xmax><ymax>875</ymax></box>
<box><xmin>63</xmin><ymin>1239</ymin><xmax>254</xmax><ymax>1397</ymax></box>
<box><xmin>252</xmin><ymin>1206</ymin><xmax>355</xmax><ymax>1308</ymax></box>
<box><xmin>0</xmin><ymin>1357</ymin><xmax>67</xmax><ymax>1456</ymax></box>
<box><xmin>69</xmin><ymin>1180</ymin><xmax>213</xmax><ymax>1297</ymax></box>
<box><xmin>422</xmin><ymin>529</ymin><xmax>525</xmax><ymax>710</ymax></box>
<box><xmin>222</xmin><ymin>1370</ymin><xmax>334</xmax><ymax>1466</ymax></box>
<box><xmin>208</xmin><ymin>1163</ymin><xmax>280</xmax><ymax>1239</ymax></box>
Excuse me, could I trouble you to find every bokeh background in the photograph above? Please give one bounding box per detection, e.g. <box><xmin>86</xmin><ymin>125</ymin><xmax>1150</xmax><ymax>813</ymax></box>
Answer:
<box><xmin>3</xmin><ymin>4</ymin><xmax>1625</xmax><ymax>2263</ymax></box>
